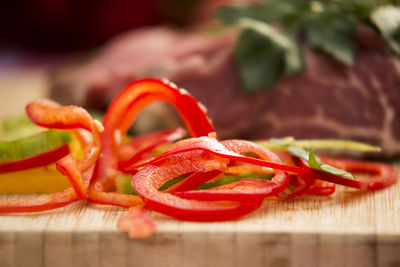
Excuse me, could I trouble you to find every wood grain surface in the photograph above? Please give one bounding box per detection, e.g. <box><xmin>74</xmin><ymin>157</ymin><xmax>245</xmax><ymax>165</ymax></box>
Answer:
<box><xmin>0</xmin><ymin>67</ymin><xmax>399</xmax><ymax>267</ymax></box>
<box><xmin>0</xmin><ymin>163</ymin><xmax>399</xmax><ymax>267</ymax></box>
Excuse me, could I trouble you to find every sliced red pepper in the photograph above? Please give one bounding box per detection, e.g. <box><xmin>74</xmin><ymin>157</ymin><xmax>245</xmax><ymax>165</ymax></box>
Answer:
<box><xmin>308</xmin><ymin>156</ymin><xmax>397</xmax><ymax>190</ymax></box>
<box><xmin>26</xmin><ymin>100</ymin><xmax>96</xmax><ymax>132</ymax></box>
<box><xmin>0</xmin><ymin>188</ymin><xmax>78</xmax><ymax>213</ymax></box>
<box><xmin>129</xmin><ymin>136</ymin><xmax>303</xmax><ymax>175</ymax></box>
<box><xmin>170</xmin><ymin>170</ymin><xmax>223</xmax><ymax>192</ymax></box>
<box><xmin>0</xmin><ymin>100</ymin><xmax>102</xmax><ymax>214</ymax></box>
<box><xmin>172</xmin><ymin>139</ymin><xmax>289</xmax><ymax>201</ymax></box>
<box><xmin>26</xmin><ymin>100</ymin><xmax>102</xmax><ymax>199</ymax></box>
<box><xmin>132</xmin><ymin>150</ymin><xmax>263</xmax><ymax>221</ymax></box>
<box><xmin>308</xmin><ymin>180</ymin><xmax>336</xmax><ymax>196</ymax></box>
<box><xmin>0</xmin><ymin>144</ymin><xmax>69</xmax><ymax>174</ymax></box>
<box><xmin>131</xmin><ymin>137</ymin><xmax>291</xmax><ymax>220</ymax></box>
<box><xmin>117</xmin><ymin>207</ymin><xmax>157</xmax><ymax>238</ymax></box>
<box><xmin>88</xmin><ymin>191</ymin><xmax>143</xmax><ymax>208</ymax></box>
<box><xmin>118</xmin><ymin>127</ymin><xmax>186</xmax><ymax>171</ymax></box>
<box><xmin>278</xmin><ymin>156</ymin><xmax>316</xmax><ymax>199</ymax></box>
<box><xmin>89</xmin><ymin>78</ymin><xmax>215</xmax><ymax>207</ymax></box>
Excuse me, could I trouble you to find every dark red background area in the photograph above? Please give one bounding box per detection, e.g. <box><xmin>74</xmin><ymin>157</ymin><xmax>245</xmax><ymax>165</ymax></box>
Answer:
<box><xmin>0</xmin><ymin>0</ymin><xmax>200</xmax><ymax>52</ymax></box>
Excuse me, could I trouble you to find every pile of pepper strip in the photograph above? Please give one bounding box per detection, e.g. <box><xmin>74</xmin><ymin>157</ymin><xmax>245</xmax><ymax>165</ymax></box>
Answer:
<box><xmin>0</xmin><ymin>78</ymin><xmax>397</xmax><ymax>238</ymax></box>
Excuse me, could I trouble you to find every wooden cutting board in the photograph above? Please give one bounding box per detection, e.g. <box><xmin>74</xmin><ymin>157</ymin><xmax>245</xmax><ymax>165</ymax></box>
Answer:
<box><xmin>0</xmin><ymin>163</ymin><xmax>399</xmax><ymax>267</ymax></box>
<box><xmin>0</xmin><ymin>66</ymin><xmax>399</xmax><ymax>267</ymax></box>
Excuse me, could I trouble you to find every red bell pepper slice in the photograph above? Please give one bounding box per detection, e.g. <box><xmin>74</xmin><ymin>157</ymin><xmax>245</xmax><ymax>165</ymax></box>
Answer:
<box><xmin>131</xmin><ymin>137</ymin><xmax>291</xmax><ymax>220</ymax></box>
<box><xmin>0</xmin><ymin>100</ymin><xmax>102</xmax><ymax>214</ymax></box>
<box><xmin>0</xmin><ymin>188</ymin><xmax>78</xmax><ymax>213</ymax></box>
<box><xmin>93</xmin><ymin>78</ymin><xmax>215</xmax><ymax>191</ymax></box>
<box><xmin>0</xmin><ymin>144</ymin><xmax>69</xmax><ymax>174</ymax></box>
<box><xmin>26</xmin><ymin>100</ymin><xmax>96</xmax><ymax>132</ymax></box>
<box><xmin>309</xmin><ymin>156</ymin><xmax>397</xmax><ymax>190</ymax></box>
<box><xmin>129</xmin><ymin>136</ymin><xmax>303</xmax><ymax>175</ymax></box>
<box><xmin>287</xmin><ymin>157</ymin><xmax>336</xmax><ymax>197</ymax></box>
<box><xmin>170</xmin><ymin>170</ymin><xmax>223</xmax><ymax>192</ymax></box>
<box><xmin>89</xmin><ymin>78</ymin><xmax>215</xmax><ymax>207</ymax></box>
<box><xmin>132</xmin><ymin>151</ymin><xmax>264</xmax><ymax>221</ymax></box>
<box><xmin>171</xmin><ymin>139</ymin><xmax>289</xmax><ymax>201</ymax></box>
<box><xmin>26</xmin><ymin>100</ymin><xmax>102</xmax><ymax>199</ymax></box>
<box><xmin>118</xmin><ymin>127</ymin><xmax>186</xmax><ymax>171</ymax></box>
<box><xmin>117</xmin><ymin>207</ymin><xmax>157</xmax><ymax>238</ymax></box>
<box><xmin>308</xmin><ymin>180</ymin><xmax>336</xmax><ymax>196</ymax></box>
<box><xmin>278</xmin><ymin>156</ymin><xmax>317</xmax><ymax>199</ymax></box>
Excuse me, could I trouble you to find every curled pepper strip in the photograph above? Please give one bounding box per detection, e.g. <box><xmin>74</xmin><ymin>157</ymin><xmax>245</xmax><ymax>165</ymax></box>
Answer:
<box><xmin>93</xmin><ymin>78</ymin><xmax>214</xmax><ymax>191</ymax></box>
<box><xmin>278</xmin><ymin>156</ymin><xmax>317</xmax><ymax>200</ymax></box>
<box><xmin>26</xmin><ymin>100</ymin><xmax>103</xmax><ymax>199</ymax></box>
<box><xmin>170</xmin><ymin>170</ymin><xmax>223</xmax><ymax>192</ymax></box>
<box><xmin>173</xmin><ymin>139</ymin><xmax>289</xmax><ymax>201</ymax></box>
<box><xmin>131</xmin><ymin>137</ymin><xmax>291</xmax><ymax>221</ymax></box>
<box><xmin>0</xmin><ymin>100</ymin><xmax>102</xmax><ymax>214</ymax></box>
<box><xmin>0</xmin><ymin>100</ymin><xmax>101</xmax><ymax>213</ymax></box>
<box><xmin>129</xmin><ymin>136</ymin><xmax>303</xmax><ymax>176</ymax></box>
<box><xmin>118</xmin><ymin>127</ymin><xmax>187</xmax><ymax>172</ymax></box>
<box><xmin>88</xmin><ymin>78</ymin><xmax>215</xmax><ymax>207</ymax></box>
<box><xmin>0</xmin><ymin>188</ymin><xmax>79</xmax><ymax>213</ymax></box>
<box><xmin>0</xmin><ymin>144</ymin><xmax>69</xmax><ymax>174</ymax></box>
<box><xmin>308</xmin><ymin>180</ymin><xmax>336</xmax><ymax>196</ymax></box>
<box><xmin>132</xmin><ymin>150</ymin><xmax>263</xmax><ymax>221</ymax></box>
<box><xmin>310</xmin><ymin>156</ymin><xmax>397</xmax><ymax>190</ymax></box>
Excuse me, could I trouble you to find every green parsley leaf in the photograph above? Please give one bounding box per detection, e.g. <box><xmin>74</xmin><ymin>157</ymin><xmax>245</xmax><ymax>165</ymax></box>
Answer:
<box><xmin>234</xmin><ymin>27</ymin><xmax>285</xmax><ymax>91</ymax></box>
<box><xmin>286</xmin><ymin>145</ymin><xmax>309</xmax><ymax>160</ymax></box>
<box><xmin>215</xmin><ymin>0</ymin><xmax>400</xmax><ymax>91</ymax></box>
<box><xmin>215</xmin><ymin>4</ymin><xmax>270</xmax><ymax>24</ymax></box>
<box><xmin>235</xmin><ymin>18</ymin><xmax>303</xmax><ymax>91</ymax></box>
<box><xmin>306</xmin><ymin>11</ymin><xmax>357</xmax><ymax>66</ymax></box>
<box><xmin>286</xmin><ymin>146</ymin><xmax>354</xmax><ymax>178</ymax></box>
<box><xmin>308</xmin><ymin>149</ymin><xmax>354</xmax><ymax>178</ymax></box>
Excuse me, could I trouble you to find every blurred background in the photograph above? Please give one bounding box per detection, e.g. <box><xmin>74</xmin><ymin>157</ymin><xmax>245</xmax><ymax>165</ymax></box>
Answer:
<box><xmin>0</xmin><ymin>0</ymin><xmax>209</xmax><ymax>52</ymax></box>
<box><xmin>1</xmin><ymin>0</ymin><xmax>400</xmax><ymax>157</ymax></box>
<box><xmin>0</xmin><ymin>0</ymin><xmax>233</xmax><ymax>118</ymax></box>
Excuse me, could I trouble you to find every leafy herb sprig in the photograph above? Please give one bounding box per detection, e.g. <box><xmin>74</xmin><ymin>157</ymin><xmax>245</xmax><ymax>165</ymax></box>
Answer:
<box><xmin>215</xmin><ymin>0</ymin><xmax>400</xmax><ymax>92</ymax></box>
<box><xmin>258</xmin><ymin>137</ymin><xmax>382</xmax><ymax>178</ymax></box>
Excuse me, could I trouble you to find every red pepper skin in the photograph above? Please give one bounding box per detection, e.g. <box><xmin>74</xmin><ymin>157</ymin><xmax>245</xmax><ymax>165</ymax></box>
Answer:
<box><xmin>87</xmin><ymin>191</ymin><xmax>143</xmax><ymax>208</ymax></box>
<box><xmin>0</xmin><ymin>100</ymin><xmax>102</xmax><ymax>214</ymax></box>
<box><xmin>172</xmin><ymin>139</ymin><xmax>289</xmax><ymax>201</ymax></box>
<box><xmin>118</xmin><ymin>128</ymin><xmax>186</xmax><ymax>171</ymax></box>
<box><xmin>117</xmin><ymin>207</ymin><xmax>157</xmax><ymax>238</ymax></box>
<box><xmin>26</xmin><ymin>100</ymin><xmax>95</xmax><ymax>132</ymax></box>
<box><xmin>132</xmin><ymin>151</ymin><xmax>263</xmax><ymax>221</ymax></box>
<box><xmin>92</xmin><ymin>78</ymin><xmax>215</xmax><ymax>194</ymax></box>
<box><xmin>129</xmin><ymin>136</ymin><xmax>303</xmax><ymax>175</ymax></box>
<box><xmin>0</xmin><ymin>144</ymin><xmax>69</xmax><ymax>174</ymax></box>
<box><xmin>173</xmin><ymin>178</ymin><xmax>282</xmax><ymax>201</ymax></box>
<box><xmin>278</xmin><ymin>157</ymin><xmax>316</xmax><ymax>200</ymax></box>
<box><xmin>131</xmin><ymin>138</ymin><xmax>291</xmax><ymax>220</ymax></box>
<box><xmin>0</xmin><ymin>188</ymin><xmax>78</xmax><ymax>213</ymax></box>
<box><xmin>26</xmin><ymin>100</ymin><xmax>102</xmax><ymax>199</ymax></box>
<box><xmin>171</xmin><ymin>170</ymin><xmax>222</xmax><ymax>192</ymax></box>
<box><xmin>310</xmin><ymin>157</ymin><xmax>397</xmax><ymax>190</ymax></box>
<box><xmin>308</xmin><ymin>180</ymin><xmax>336</xmax><ymax>196</ymax></box>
